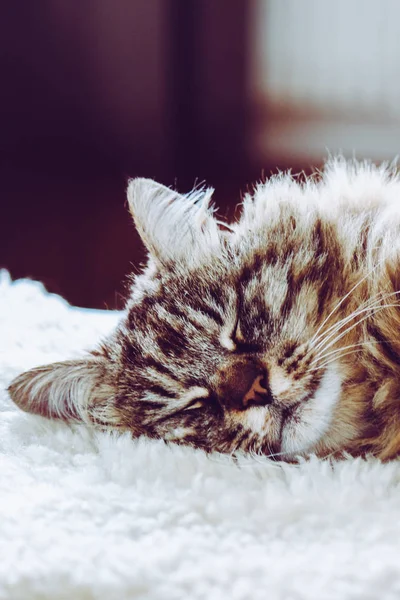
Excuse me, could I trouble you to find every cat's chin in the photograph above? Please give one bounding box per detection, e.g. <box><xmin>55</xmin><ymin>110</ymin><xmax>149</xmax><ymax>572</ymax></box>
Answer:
<box><xmin>279</xmin><ymin>362</ymin><xmax>342</xmax><ymax>459</ymax></box>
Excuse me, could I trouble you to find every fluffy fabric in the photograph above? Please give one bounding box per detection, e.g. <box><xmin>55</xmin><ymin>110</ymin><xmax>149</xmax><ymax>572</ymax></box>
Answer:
<box><xmin>2</xmin><ymin>270</ymin><xmax>400</xmax><ymax>599</ymax></box>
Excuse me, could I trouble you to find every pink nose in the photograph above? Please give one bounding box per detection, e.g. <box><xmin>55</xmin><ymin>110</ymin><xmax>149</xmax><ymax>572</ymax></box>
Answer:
<box><xmin>243</xmin><ymin>374</ymin><xmax>273</xmax><ymax>408</ymax></box>
<box><xmin>217</xmin><ymin>359</ymin><xmax>274</xmax><ymax>410</ymax></box>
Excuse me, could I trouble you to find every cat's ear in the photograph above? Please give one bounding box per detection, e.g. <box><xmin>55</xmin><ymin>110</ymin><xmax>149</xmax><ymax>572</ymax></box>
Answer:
<box><xmin>127</xmin><ymin>178</ymin><xmax>221</xmax><ymax>266</ymax></box>
<box><xmin>8</xmin><ymin>358</ymin><xmax>121</xmax><ymax>427</ymax></box>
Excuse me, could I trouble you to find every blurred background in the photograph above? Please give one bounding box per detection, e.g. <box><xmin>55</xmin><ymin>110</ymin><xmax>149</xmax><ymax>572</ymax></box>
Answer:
<box><xmin>2</xmin><ymin>0</ymin><xmax>400</xmax><ymax>308</ymax></box>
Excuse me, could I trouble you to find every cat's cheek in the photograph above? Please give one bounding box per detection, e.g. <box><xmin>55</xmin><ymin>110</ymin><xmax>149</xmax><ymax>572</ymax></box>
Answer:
<box><xmin>280</xmin><ymin>361</ymin><xmax>342</xmax><ymax>456</ymax></box>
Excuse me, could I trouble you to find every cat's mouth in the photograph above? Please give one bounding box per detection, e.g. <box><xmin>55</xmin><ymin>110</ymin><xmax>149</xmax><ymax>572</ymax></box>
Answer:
<box><xmin>277</xmin><ymin>362</ymin><xmax>342</xmax><ymax>458</ymax></box>
<box><xmin>280</xmin><ymin>402</ymin><xmax>302</xmax><ymax>433</ymax></box>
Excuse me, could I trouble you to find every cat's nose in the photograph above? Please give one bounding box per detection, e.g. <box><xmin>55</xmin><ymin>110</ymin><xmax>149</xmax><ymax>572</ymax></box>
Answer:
<box><xmin>217</xmin><ymin>360</ymin><xmax>273</xmax><ymax>411</ymax></box>
<box><xmin>242</xmin><ymin>374</ymin><xmax>274</xmax><ymax>408</ymax></box>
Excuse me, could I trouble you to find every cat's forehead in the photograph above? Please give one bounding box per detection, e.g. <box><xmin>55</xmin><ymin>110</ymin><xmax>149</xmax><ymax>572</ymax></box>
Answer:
<box><xmin>128</xmin><ymin>206</ymin><xmax>343</xmax><ymax>338</ymax></box>
<box><xmin>134</xmin><ymin>215</ymin><xmax>338</xmax><ymax>303</ymax></box>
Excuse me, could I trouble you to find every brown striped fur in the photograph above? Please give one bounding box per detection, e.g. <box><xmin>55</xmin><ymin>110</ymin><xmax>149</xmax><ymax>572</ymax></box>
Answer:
<box><xmin>9</xmin><ymin>159</ymin><xmax>400</xmax><ymax>460</ymax></box>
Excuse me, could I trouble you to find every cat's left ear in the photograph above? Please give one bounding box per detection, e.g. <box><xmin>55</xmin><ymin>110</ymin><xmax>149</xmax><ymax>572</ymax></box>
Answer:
<box><xmin>8</xmin><ymin>358</ymin><xmax>121</xmax><ymax>428</ymax></box>
<box><xmin>127</xmin><ymin>178</ymin><xmax>221</xmax><ymax>266</ymax></box>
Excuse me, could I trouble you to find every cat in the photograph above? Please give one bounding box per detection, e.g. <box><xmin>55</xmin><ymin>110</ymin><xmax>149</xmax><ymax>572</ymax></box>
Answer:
<box><xmin>8</xmin><ymin>158</ymin><xmax>400</xmax><ymax>461</ymax></box>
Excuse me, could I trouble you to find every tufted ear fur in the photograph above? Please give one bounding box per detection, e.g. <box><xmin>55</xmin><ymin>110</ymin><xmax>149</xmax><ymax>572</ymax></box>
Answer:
<box><xmin>127</xmin><ymin>178</ymin><xmax>221</xmax><ymax>267</ymax></box>
<box><xmin>8</xmin><ymin>358</ymin><xmax>120</xmax><ymax>427</ymax></box>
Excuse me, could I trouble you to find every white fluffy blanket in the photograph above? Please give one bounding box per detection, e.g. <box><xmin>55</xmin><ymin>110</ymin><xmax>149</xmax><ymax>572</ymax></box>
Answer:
<box><xmin>2</xmin><ymin>271</ymin><xmax>400</xmax><ymax>600</ymax></box>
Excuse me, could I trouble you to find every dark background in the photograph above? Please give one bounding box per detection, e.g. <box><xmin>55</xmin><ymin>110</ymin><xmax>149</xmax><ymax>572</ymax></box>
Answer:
<box><xmin>2</xmin><ymin>1</ymin><xmax>259</xmax><ymax>308</ymax></box>
<box><xmin>2</xmin><ymin>1</ymin><xmax>398</xmax><ymax>308</ymax></box>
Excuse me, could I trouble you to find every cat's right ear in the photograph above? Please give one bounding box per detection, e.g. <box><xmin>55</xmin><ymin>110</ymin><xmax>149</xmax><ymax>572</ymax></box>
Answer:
<box><xmin>127</xmin><ymin>178</ymin><xmax>221</xmax><ymax>267</ymax></box>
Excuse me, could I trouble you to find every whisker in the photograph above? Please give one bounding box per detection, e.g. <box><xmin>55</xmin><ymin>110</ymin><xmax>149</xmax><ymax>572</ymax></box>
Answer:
<box><xmin>309</xmin><ymin>257</ymin><xmax>387</xmax><ymax>345</ymax></box>
<box><xmin>311</xmin><ymin>297</ymin><xmax>389</xmax><ymax>354</ymax></box>
<box><xmin>261</xmin><ymin>449</ymin><xmax>292</xmax><ymax>461</ymax></box>
<box><xmin>307</xmin><ymin>349</ymin><xmax>364</xmax><ymax>372</ymax></box>
<box><xmin>310</xmin><ymin>340</ymin><xmax>388</xmax><ymax>366</ymax></box>
<box><xmin>311</xmin><ymin>338</ymin><xmax>400</xmax><ymax>366</ymax></box>
<box><xmin>311</xmin><ymin>288</ymin><xmax>400</xmax><ymax>351</ymax></box>
<box><xmin>312</xmin><ymin>302</ymin><xmax>400</xmax><ymax>358</ymax></box>
<box><xmin>312</xmin><ymin>294</ymin><xmax>400</xmax><ymax>355</ymax></box>
<box><xmin>309</xmin><ymin>311</ymin><xmax>400</xmax><ymax>372</ymax></box>
<box><xmin>311</xmin><ymin>292</ymin><xmax>383</xmax><ymax>349</ymax></box>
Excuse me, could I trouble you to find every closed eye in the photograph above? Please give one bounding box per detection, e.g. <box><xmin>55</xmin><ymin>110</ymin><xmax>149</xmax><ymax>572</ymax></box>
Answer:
<box><xmin>179</xmin><ymin>386</ymin><xmax>210</xmax><ymax>412</ymax></box>
<box><xmin>154</xmin><ymin>394</ymin><xmax>208</xmax><ymax>426</ymax></box>
<box><xmin>185</xmin><ymin>398</ymin><xmax>207</xmax><ymax>410</ymax></box>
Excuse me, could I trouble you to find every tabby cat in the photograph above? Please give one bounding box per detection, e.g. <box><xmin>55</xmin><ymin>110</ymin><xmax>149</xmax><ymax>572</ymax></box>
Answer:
<box><xmin>9</xmin><ymin>159</ymin><xmax>400</xmax><ymax>460</ymax></box>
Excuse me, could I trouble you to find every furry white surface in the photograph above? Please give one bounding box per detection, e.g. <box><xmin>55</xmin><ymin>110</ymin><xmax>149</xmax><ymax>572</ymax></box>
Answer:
<box><xmin>2</xmin><ymin>271</ymin><xmax>400</xmax><ymax>600</ymax></box>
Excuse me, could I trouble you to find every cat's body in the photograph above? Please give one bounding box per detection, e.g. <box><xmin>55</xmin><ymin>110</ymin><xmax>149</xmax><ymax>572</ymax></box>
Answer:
<box><xmin>9</xmin><ymin>159</ymin><xmax>400</xmax><ymax>460</ymax></box>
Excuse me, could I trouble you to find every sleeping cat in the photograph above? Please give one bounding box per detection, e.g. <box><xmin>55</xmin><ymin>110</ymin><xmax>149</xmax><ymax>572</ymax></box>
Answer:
<box><xmin>8</xmin><ymin>158</ymin><xmax>400</xmax><ymax>461</ymax></box>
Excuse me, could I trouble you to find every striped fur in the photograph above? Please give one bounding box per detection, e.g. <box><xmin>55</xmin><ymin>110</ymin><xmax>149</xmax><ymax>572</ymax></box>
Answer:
<box><xmin>9</xmin><ymin>158</ymin><xmax>400</xmax><ymax>460</ymax></box>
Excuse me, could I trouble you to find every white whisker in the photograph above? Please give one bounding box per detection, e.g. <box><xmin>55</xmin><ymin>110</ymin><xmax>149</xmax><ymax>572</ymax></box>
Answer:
<box><xmin>312</xmin><ymin>293</ymin><xmax>400</xmax><ymax>356</ymax></box>
<box><xmin>310</xmin><ymin>292</ymin><xmax>382</xmax><ymax>349</ymax></box>
<box><xmin>309</xmin><ymin>304</ymin><xmax>400</xmax><ymax>372</ymax></box>
<box><xmin>311</xmin><ymin>288</ymin><xmax>400</xmax><ymax>354</ymax></box>
<box><xmin>311</xmin><ymin>303</ymin><xmax>400</xmax><ymax>362</ymax></box>
<box><xmin>308</xmin><ymin>349</ymin><xmax>363</xmax><ymax>372</ymax></box>
<box><xmin>309</xmin><ymin>257</ymin><xmax>387</xmax><ymax>345</ymax></box>
<box><xmin>311</xmin><ymin>297</ymin><xmax>388</xmax><ymax>354</ymax></box>
<box><xmin>311</xmin><ymin>338</ymin><xmax>400</xmax><ymax>367</ymax></box>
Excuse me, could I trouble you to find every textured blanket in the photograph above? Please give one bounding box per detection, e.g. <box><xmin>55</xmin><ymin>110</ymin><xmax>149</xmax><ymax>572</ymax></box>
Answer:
<box><xmin>1</xmin><ymin>271</ymin><xmax>400</xmax><ymax>599</ymax></box>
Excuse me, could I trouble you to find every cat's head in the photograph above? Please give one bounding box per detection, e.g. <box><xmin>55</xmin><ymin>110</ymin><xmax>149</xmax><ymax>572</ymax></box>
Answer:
<box><xmin>8</xmin><ymin>176</ymin><xmax>369</xmax><ymax>460</ymax></box>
